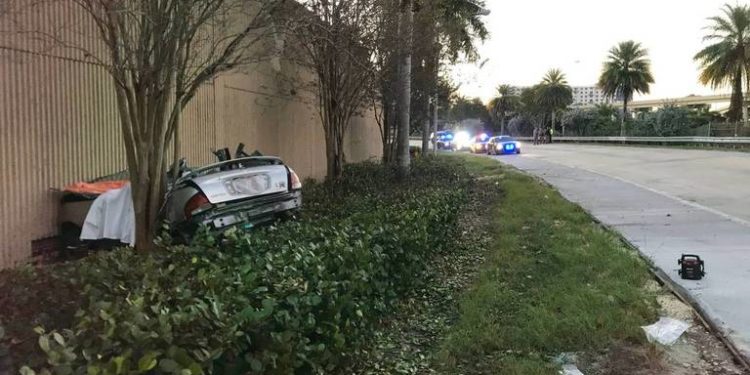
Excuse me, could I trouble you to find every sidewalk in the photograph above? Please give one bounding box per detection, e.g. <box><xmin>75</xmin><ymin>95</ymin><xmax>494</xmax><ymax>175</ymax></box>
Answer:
<box><xmin>494</xmin><ymin>154</ymin><xmax>750</xmax><ymax>360</ymax></box>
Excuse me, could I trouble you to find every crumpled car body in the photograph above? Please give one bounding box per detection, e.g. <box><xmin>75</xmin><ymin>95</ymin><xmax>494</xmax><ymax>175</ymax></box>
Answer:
<box><xmin>164</xmin><ymin>156</ymin><xmax>302</xmax><ymax>241</ymax></box>
<box><xmin>59</xmin><ymin>152</ymin><xmax>302</xmax><ymax>250</ymax></box>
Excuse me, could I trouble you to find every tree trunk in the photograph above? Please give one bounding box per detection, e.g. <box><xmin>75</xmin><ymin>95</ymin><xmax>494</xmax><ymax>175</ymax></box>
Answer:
<box><xmin>500</xmin><ymin>116</ymin><xmax>506</xmax><ymax>135</ymax></box>
<box><xmin>728</xmin><ymin>69</ymin><xmax>743</xmax><ymax>123</ymax></box>
<box><xmin>421</xmin><ymin>98</ymin><xmax>430</xmax><ymax>155</ymax></box>
<box><xmin>171</xmin><ymin>107</ymin><xmax>182</xmax><ymax>184</ymax></box>
<box><xmin>325</xmin><ymin>129</ymin><xmax>343</xmax><ymax>179</ymax></box>
<box><xmin>113</xmin><ymin>86</ymin><xmax>170</xmax><ymax>252</ymax></box>
<box><xmin>620</xmin><ymin>96</ymin><xmax>628</xmax><ymax>137</ymax></box>
<box><xmin>551</xmin><ymin>111</ymin><xmax>555</xmax><ymax>132</ymax></box>
<box><xmin>396</xmin><ymin>0</ymin><xmax>413</xmax><ymax>177</ymax></box>
<box><xmin>432</xmin><ymin>91</ymin><xmax>438</xmax><ymax>155</ymax></box>
<box><xmin>382</xmin><ymin>98</ymin><xmax>394</xmax><ymax>163</ymax></box>
<box><xmin>131</xmin><ymin>151</ymin><xmax>163</xmax><ymax>252</ymax></box>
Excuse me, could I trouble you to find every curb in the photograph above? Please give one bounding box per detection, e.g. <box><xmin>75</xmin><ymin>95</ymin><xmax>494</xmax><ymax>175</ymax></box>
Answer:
<box><xmin>487</xmin><ymin>154</ymin><xmax>750</xmax><ymax>372</ymax></box>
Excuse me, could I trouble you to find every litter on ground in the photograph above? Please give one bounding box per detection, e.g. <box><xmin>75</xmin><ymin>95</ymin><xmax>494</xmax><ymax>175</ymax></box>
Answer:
<box><xmin>642</xmin><ymin>317</ymin><xmax>690</xmax><ymax>346</ymax></box>
<box><xmin>560</xmin><ymin>364</ymin><xmax>584</xmax><ymax>375</ymax></box>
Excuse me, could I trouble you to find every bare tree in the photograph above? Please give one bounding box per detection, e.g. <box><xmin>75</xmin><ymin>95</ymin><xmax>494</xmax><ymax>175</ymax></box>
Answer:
<box><xmin>85</xmin><ymin>0</ymin><xmax>284</xmax><ymax>250</ymax></box>
<box><xmin>293</xmin><ymin>0</ymin><xmax>378</xmax><ymax>179</ymax></box>
<box><xmin>5</xmin><ymin>0</ymin><xmax>285</xmax><ymax>250</ymax></box>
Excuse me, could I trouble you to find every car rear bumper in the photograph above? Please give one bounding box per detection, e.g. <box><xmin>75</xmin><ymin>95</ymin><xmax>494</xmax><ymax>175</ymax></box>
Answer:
<box><xmin>178</xmin><ymin>190</ymin><xmax>302</xmax><ymax>236</ymax></box>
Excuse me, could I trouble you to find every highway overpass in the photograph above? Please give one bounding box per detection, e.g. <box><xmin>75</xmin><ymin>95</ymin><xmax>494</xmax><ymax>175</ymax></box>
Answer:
<box><xmin>630</xmin><ymin>93</ymin><xmax>736</xmax><ymax>112</ymax></box>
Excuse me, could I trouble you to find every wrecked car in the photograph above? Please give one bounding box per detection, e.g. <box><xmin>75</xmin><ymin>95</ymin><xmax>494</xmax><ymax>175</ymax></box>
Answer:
<box><xmin>58</xmin><ymin>144</ymin><xmax>302</xmax><ymax>250</ymax></box>
<box><xmin>164</xmin><ymin>147</ymin><xmax>302</xmax><ymax>242</ymax></box>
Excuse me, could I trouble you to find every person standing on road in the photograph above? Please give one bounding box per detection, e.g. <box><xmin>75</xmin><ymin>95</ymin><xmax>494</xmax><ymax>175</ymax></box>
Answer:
<box><xmin>532</xmin><ymin>127</ymin><xmax>538</xmax><ymax>145</ymax></box>
<box><xmin>548</xmin><ymin>126</ymin><xmax>554</xmax><ymax>143</ymax></box>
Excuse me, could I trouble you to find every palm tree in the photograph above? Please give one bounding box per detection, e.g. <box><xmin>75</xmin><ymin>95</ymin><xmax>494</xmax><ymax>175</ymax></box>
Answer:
<box><xmin>694</xmin><ymin>4</ymin><xmax>750</xmax><ymax>125</ymax></box>
<box><xmin>598</xmin><ymin>41</ymin><xmax>655</xmax><ymax>136</ymax></box>
<box><xmin>536</xmin><ymin>69</ymin><xmax>573</xmax><ymax>134</ymax></box>
<box><xmin>489</xmin><ymin>84</ymin><xmax>519</xmax><ymax>134</ymax></box>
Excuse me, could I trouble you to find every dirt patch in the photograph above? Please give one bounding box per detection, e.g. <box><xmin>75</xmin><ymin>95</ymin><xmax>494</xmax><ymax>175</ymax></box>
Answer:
<box><xmin>583</xmin><ymin>281</ymin><xmax>746</xmax><ymax>375</ymax></box>
<box><xmin>0</xmin><ymin>265</ymin><xmax>80</xmax><ymax>373</ymax></box>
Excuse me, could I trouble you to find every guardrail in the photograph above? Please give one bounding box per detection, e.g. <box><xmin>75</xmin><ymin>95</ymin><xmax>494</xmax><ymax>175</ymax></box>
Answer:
<box><xmin>409</xmin><ymin>135</ymin><xmax>750</xmax><ymax>148</ymax></box>
<box><xmin>515</xmin><ymin>136</ymin><xmax>750</xmax><ymax>146</ymax></box>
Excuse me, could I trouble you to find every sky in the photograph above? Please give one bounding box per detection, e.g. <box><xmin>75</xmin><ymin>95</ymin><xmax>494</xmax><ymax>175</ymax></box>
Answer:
<box><xmin>451</xmin><ymin>0</ymin><xmax>733</xmax><ymax>103</ymax></box>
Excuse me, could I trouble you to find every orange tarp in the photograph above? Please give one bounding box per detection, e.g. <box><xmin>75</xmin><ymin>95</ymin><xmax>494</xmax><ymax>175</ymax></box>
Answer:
<box><xmin>63</xmin><ymin>180</ymin><xmax>129</xmax><ymax>195</ymax></box>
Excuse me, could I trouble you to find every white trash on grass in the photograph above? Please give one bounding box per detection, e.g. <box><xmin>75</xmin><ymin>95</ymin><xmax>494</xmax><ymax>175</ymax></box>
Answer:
<box><xmin>559</xmin><ymin>364</ymin><xmax>584</xmax><ymax>375</ymax></box>
<box><xmin>641</xmin><ymin>317</ymin><xmax>690</xmax><ymax>346</ymax></box>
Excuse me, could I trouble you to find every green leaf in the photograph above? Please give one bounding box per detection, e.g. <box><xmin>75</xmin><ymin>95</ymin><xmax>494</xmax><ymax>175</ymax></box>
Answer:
<box><xmin>188</xmin><ymin>363</ymin><xmax>203</xmax><ymax>375</ymax></box>
<box><xmin>19</xmin><ymin>366</ymin><xmax>36</xmax><ymax>375</ymax></box>
<box><xmin>248</xmin><ymin>357</ymin><xmax>262</xmax><ymax>372</ymax></box>
<box><xmin>113</xmin><ymin>356</ymin><xmax>125</xmax><ymax>374</ymax></box>
<box><xmin>138</xmin><ymin>352</ymin><xmax>159</xmax><ymax>371</ymax></box>
<box><xmin>38</xmin><ymin>335</ymin><xmax>50</xmax><ymax>352</ymax></box>
<box><xmin>159</xmin><ymin>359</ymin><xmax>179</xmax><ymax>373</ymax></box>
<box><xmin>86</xmin><ymin>366</ymin><xmax>100</xmax><ymax>375</ymax></box>
<box><xmin>52</xmin><ymin>332</ymin><xmax>65</xmax><ymax>346</ymax></box>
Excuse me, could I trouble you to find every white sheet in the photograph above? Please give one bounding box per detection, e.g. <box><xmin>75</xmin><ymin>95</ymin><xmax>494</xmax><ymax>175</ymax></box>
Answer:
<box><xmin>80</xmin><ymin>183</ymin><xmax>135</xmax><ymax>246</ymax></box>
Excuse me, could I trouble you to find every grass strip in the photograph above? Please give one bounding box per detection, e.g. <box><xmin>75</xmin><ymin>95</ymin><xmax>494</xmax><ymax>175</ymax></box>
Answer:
<box><xmin>436</xmin><ymin>154</ymin><xmax>658</xmax><ymax>374</ymax></box>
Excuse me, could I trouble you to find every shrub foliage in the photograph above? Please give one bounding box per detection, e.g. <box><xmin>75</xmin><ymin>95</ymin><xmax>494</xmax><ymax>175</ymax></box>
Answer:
<box><xmin>6</xmin><ymin>158</ymin><xmax>471</xmax><ymax>375</ymax></box>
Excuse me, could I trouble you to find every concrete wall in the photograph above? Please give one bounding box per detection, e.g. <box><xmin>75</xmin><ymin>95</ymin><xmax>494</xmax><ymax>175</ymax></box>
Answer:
<box><xmin>0</xmin><ymin>5</ymin><xmax>382</xmax><ymax>268</ymax></box>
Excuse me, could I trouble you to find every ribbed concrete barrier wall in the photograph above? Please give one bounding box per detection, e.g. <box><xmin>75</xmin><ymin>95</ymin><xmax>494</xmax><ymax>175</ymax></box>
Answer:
<box><xmin>0</xmin><ymin>4</ymin><xmax>382</xmax><ymax>267</ymax></box>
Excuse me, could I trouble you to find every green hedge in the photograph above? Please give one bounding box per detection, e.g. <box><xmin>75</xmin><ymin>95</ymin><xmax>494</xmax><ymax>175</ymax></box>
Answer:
<box><xmin>15</xmin><ymin>158</ymin><xmax>471</xmax><ymax>375</ymax></box>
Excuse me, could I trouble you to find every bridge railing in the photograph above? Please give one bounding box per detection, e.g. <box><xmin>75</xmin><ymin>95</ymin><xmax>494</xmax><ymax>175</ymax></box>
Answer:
<box><xmin>515</xmin><ymin>136</ymin><xmax>750</xmax><ymax>146</ymax></box>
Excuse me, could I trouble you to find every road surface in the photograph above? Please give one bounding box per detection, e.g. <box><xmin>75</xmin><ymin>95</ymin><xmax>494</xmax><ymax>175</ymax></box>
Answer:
<box><xmin>491</xmin><ymin>144</ymin><xmax>750</xmax><ymax>361</ymax></box>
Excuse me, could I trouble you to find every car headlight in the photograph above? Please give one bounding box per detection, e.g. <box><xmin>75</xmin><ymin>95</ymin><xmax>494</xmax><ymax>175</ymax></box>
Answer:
<box><xmin>455</xmin><ymin>131</ymin><xmax>470</xmax><ymax>148</ymax></box>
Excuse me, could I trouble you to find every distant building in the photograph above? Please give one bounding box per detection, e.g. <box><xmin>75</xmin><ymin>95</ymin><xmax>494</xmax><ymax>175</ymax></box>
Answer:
<box><xmin>508</xmin><ymin>85</ymin><xmax>621</xmax><ymax>108</ymax></box>
<box><xmin>571</xmin><ymin>86</ymin><xmax>621</xmax><ymax>108</ymax></box>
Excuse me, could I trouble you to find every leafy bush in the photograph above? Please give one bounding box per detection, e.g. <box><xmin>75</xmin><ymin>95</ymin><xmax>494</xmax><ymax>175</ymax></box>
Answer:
<box><xmin>631</xmin><ymin>106</ymin><xmax>693</xmax><ymax>137</ymax></box>
<box><xmin>561</xmin><ymin>105</ymin><xmax>620</xmax><ymax>136</ymax></box>
<box><xmin>10</xmin><ymin>158</ymin><xmax>471</xmax><ymax>375</ymax></box>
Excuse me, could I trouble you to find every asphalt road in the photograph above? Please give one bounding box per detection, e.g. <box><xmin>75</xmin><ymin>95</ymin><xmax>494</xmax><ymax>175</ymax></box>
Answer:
<box><xmin>491</xmin><ymin>144</ymin><xmax>750</xmax><ymax>361</ymax></box>
<box><xmin>514</xmin><ymin>144</ymin><xmax>750</xmax><ymax>223</ymax></box>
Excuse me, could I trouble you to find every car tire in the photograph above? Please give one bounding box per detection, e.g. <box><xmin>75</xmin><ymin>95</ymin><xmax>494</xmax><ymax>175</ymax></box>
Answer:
<box><xmin>516</xmin><ymin>149</ymin><xmax>521</xmax><ymax>154</ymax></box>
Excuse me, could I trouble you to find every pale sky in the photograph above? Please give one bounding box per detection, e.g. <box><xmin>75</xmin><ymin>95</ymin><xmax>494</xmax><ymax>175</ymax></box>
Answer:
<box><xmin>452</xmin><ymin>0</ymin><xmax>735</xmax><ymax>103</ymax></box>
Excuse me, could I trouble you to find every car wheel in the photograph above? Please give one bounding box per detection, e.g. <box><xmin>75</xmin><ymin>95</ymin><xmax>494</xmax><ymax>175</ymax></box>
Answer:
<box><xmin>516</xmin><ymin>149</ymin><xmax>521</xmax><ymax>154</ymax></box>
